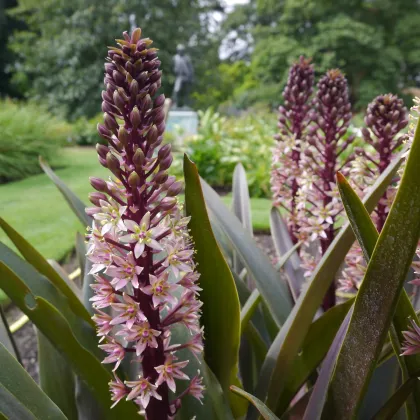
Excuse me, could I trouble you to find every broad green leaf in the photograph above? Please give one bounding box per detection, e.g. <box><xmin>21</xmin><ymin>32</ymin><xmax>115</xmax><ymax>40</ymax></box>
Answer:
<box><xmin>0</xmin><ymin>342</ymin><xmax>67</xmax><ymax>420</ymax></box>
<box><xmin>200</xmin><ymin>177</ymin><xmax>293</xmax><ymax>326</ymax></box>
<box><xmin>241</xmin><ymin>289</ymin><xmax>262</xmax><ymax>335</ymax></box>
<box><xmin>372</xmin><ymin>377</ymin><xmax>418</xmax><ymax>420</ymax></box>
<box><xmin>0</xmin><ymin>244</ymin><xmax>138</xmax><ymax>418</ymax></box>
<box><xmin>275</xmin><ymin>299</ymin><xmax>354</xmax><ymax>416</ymax></box>
<box><xmin>0</xmin><ymin>218</ymin><xmax>92</xmax><ymax>325</ymax></box>
<box><xmin>336</xmin><ymin>172</ymin><xmax>420</xmax><ymax>417</ymax></box>
<box><xmin>230</xmin><ymin>386</ymin><xmax>279</xmax><ymax>420</ymax></box>
<box><xmin>253</xmin><ymin>151</ymin><xmax>403</xmax><ymax>416</ymax></box>
<box><xmin>325</xmin><ymin>126</ymin><xmax>420</xmax><ymax>418</ymax></box>
<box><xmin>37</xmin><ymin>330</ymin><xmax>78</xmax><ymax>419</ymax></box>
<box><xmin>184</xmin><ymin>155</ymin><xmax>245</xmax><ymax>416</ymax></box>
<box><xmin>270</xmin><ymin>207</ymin><xmax>305</xmax><ymax>301</ymax></box>
<box><xmin>302</xmin><ymin>307</ymin><xmax>353</xmax><ymax>420</ymax></box>
<box><xmin>39</xmin><ymin>156</ymin><xmax>92</xmax><ymax>227</ymax></box>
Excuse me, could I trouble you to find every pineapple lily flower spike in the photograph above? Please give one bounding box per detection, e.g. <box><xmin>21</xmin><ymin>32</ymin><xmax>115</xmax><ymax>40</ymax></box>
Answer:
<box><xmin>86</xmin><ymin>28</ymin><xmax>204</xmax><ymax>419</ymax></box>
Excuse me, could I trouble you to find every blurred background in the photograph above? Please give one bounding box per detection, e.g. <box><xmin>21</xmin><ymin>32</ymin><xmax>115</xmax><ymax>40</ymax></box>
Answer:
<box><xmin>1</xmin><ymin>0</ymin><xmax>420</xmax><ymax>257</ymax></box>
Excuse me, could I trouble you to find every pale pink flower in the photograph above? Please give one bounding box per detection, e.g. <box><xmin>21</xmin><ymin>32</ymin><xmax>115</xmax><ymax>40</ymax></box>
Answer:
<box><xmin>162</xmin><ymin>244</ymin><xmax>194</xmax><ymax>278</ymax></box>
<box><xmin>188</xmin><ymin>371</ymin><xmax>205</xmax><ymax>404</ymax></box>
<box><xmin>120</xmin><ymin>212</ymin><xmax>163</xmax><ymax>258</ymax></box>
<box><xmin>122</xmin><ymin>322</ymin><xmax>161</xmax><ymax>356</ymax></box>
<box><xmin>89</xmin><ymin>275</ymin><xmax>117</xmax><ymax>309</ymax></box>
<box><xmin>110</xmin><ymin>293</ymin><xmax>146</xmax><ymax>329</ymax></box>
<box><xmin>99</xmin><ymin>340</ymin><xmax>125</xmax><ymax>371</ymax></box>
<box><xmin>401</xmin><ymin>319</ymin><xmax>420</xmax><ymax>356</ymax></box>
<box><xmin>109</xmin><ymin>374</ymin><xmax>129</xmax><ymax>408</ymax></box>
<box><xmin>141</xmin><ymin>273</ymin><xmax>178</xmax><ymax>308</ymax></box>
<box><xmin>106</xmin><ymin>252</ymin><xmax>143</xmax><ymax>290</ymax></box>
<box><xmin>92</xmin><ymin>310</ymin><xmax>113</xmax><ymax>341</ymax></box>
<box><xmin>93</xmin><ymin>198</ymin><xmax>127</xmax><ymax>235</ymax></box>
<box><xmin>155</xmin><ymin>355</ymin><xmax>189</xmax><ymax>392</ymax></box>
<box><xmin>125</xmin><ymin>376</ymin><xmax>162</xmax><ymax>408</ymax></box>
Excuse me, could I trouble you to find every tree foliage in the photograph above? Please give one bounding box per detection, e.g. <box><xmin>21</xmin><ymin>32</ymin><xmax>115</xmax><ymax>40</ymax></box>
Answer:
<box><xmin>220</xmin><ymin>0</ymin><xmax>420</xmax><ymax>109</ymax></box>
<box><xmin>8</xmin><ymin>0</ymin><xmax>222</xmax><ymax>119</ymax></box>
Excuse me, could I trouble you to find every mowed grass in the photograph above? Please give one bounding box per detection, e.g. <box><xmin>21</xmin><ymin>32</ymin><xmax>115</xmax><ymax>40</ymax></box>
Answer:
<box><xmin>0</xmin><ymin>147</ymin><xmax>272</xmax><ymax>262</ymax></box>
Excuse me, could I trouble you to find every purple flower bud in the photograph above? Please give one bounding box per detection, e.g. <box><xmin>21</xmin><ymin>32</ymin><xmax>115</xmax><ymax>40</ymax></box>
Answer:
<box><xmin>96</xmin><ymin>144</ymin><xmax>109</xmax><ymax>159</ymax></box>
<box><xmin>89</xmin><ymin>192</ymin><xmax>108</xmax><ymax>206</ymax></box>
<box><xmin>90</xmin><ymin>177</ymin><xmax>108</xmax><ymax>192</ymax></box>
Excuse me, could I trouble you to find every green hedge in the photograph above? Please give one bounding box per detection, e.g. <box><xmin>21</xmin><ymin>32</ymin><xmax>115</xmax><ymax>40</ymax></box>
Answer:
<box><xmin>0</xmin><ymin>100</ymin><xmax>72</xmax><ymax>183</ymax></box>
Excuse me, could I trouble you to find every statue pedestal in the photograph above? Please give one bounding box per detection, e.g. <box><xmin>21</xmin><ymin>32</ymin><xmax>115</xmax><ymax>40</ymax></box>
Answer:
<box><xmin>166</xmin><ymin>109</ymin><xmax>198</xmax><ymax>142</ymax></box>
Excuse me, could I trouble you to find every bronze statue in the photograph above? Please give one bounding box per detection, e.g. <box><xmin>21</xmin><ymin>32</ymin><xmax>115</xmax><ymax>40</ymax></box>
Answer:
<box><xmin>172</xmin><ymin>44</ymin><xmax>194</xmax><ymax>108</ymax></box>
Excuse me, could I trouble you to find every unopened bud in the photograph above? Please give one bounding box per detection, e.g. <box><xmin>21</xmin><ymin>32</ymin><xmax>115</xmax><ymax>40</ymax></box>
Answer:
<box><xmin>106</xmin><ymin>152</ymin><xmax>121</xmax><ymax>176</ymax></box>
<box><xmin>147</xmin><ymin>125</ymin><xmax>158</xmax><ymax>145</ymax></box>
<box><xmin>154</xmin><ymin>171</ymin><xmax>168</xmax><ymax>184</ymax></box>
<box><xmin>141</xmin><ymin>94</ymin><xmax>152</xmax><ymax>112</ymax></box>
<box><xmin>104</xmin><ymin>113</ymin><xmax>119</xmax><ymax>132</ymax></box>
<box><xmin>113</xmin><ymin>90</ymin><xmax>125</xmax><ymax>110</ymax></box>
<box><xmin>130</xmin><ymin>106</ymin><xmax>141</xmax><ymax>129</ymax></box>
<box><xmin>98</xmin><ymin>156</ymin><xmax>108</xmax><ymax>168</ymax></box>
<box><xmin>160</xmin><ymin>197</ymin><xmax>177</xmax><ymax>211</ymax></box>
<box><xmin>89</xmin><ymin>192</ymin><xmax>108</xmax><ymax>206</ymax></box>
<box><xmin>128</xmin><ymin>171</ymin><xmax>141</xmax><ymax>187</ymax></box>
<box><xmin>159</xmin><ymin>154</ymin><xmax>173</xmax><ymax>171</ymax></box>
<box><xmin>131</xmin><ymin>28</ymin><xmax>142</xmax><ymax>44</ymax></box>
<box><xmin>96</xmin><ymin>143</ymin><xmax>109</xmax><ymax>159</ymax></box>
<box><xmin>90</xmin><ymin>177</ymin><xmax>108</xmax><ymax>192</ymax></box>
<box><xmin>158</xmin><ymin>144</ymin><xmax>171</xmax><ymax>160</ymax></box>
<box><xmin>166</xmin><ymin>181</ymin><xmax>183</xmax><ymax>197</ymax></box>
<box><xmin>155</xmin><ymin>94</ymin><xmax>165</xmax><ymax>107</ymax></box>
<box><xmin>133</xmin><ymin>148</ymin><xmax>145</xmax><ymax>168</ymax></box>
<box><xmin>97</xmin><ymin>124</ymin><xmax>110</xmax><ymax>139</ymax></box>
<box><xmin>118</xmin><ymin>126</ymin><xmax>130</xmax><ymax>146</ymax></box>
<box><xmin>130</xmin><ymin>79</ymin><xmax>139</xmax><ymax>96</ymax></box>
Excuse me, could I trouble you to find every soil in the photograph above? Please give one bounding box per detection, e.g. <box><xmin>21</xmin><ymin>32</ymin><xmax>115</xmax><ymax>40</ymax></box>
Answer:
<box><xmin>4</xmin><ymin>234</ymin><xmax>276</xmax><ymax>383</ymax></box>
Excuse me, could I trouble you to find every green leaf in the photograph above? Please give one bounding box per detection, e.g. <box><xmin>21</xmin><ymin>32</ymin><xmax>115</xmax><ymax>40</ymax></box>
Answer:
<box><xmin>232</xmin><ymin>163</ymin><xmax>253</xmax><ymax>234</ymax></box>
<box><xmin>0</xmin><ymin>243</ymin><xmax>138</xmax><ymax>418</ymax></box>
<box><xmin>230</xmin><ymin>386</ymin><xmax>279</xmax><ymax>420</ymax></box>
<box><xmin>325</xmin><ymin>126</ymin><xmax>420</xmax><ymax>418</ymax></box>
<box><xmin>253</xmin><ymin>151</ymin><xmax>403</xmax><ymax>416</ymax></box>
<box><xmin>275</xmin><ymin>299</ymin><xmax>354</xmax><ymax>416</ymax></box>
<box><xmin>184</xmin><ymin>155</ymin><xmax>245</xmax><ymax>416</ymax></box>
<box><xmin>372</xmin><ymin>377</ymin><xmax>418</xmax><ymax>420</ymax></box>
<box><xmin>241</xmin><ymin>289</ymin><xmax>262</xmax><ymax>335</ymax></box>
<box><xmin>200</xmin><ymin>177</ymin><xmax>293</xmax><ymax>326</ymax></box>
<box><xmin>39</xmin><ymin>157</ymin><xmax>91</xmax><ymax>227</ymax></box>
<box><xmin>270</xmin><ymin>207</ymin><xmax>304</xmax><ymax>301</ymax></box>
<box><xmin>0</xmin><ymin>218</ymin><xmax>92</xmax><ymax>325</ymax></box>
<box><xmin>0</xmin><ymin>306</ymin><xmax>20</xmax><ymax>363</ymax></box>
<box><xmin>302</xmin><ymin>307</ymin><xmax>353</xmax><ymax>420</ymax></box>
<box><xmin>337</xmin><ymin>172</ymin><xmax>420</xmax><ymax>417</ymax></box>
<box><xmin>0</xmin><ymin>342</ymin><xmax>67</xmax><ymax>420</ymax></box>
<box><xmin>37</xmin><ymin>330</ymin><xmax>78</xmax><ymax>419</ymax></box>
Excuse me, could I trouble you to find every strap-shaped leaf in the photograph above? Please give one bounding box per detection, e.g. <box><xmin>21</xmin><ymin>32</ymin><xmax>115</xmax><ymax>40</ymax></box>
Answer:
<box><xmin>37</xmin><ymin>330</ymin><xmax>78</xmax><ymax>419</ymax></box>
<box><xmin>323</xmin><ymin>168</ymin><xmax>420</xmax><ymax>418</ymax></box>
<box><xmin>252</xmin><ymin>151</ymin><xmax>403</xmax><ymax>417</ymax></box>
<box><xmin>241</xmin><ymin>290</ymin><xmax>262</xmax><ymax>335</ymax></box>
<box><xmin>0</xmin><ymin>306</ymin><xmax>20</xmax><ymax>363</ymax></box>
<box><xmin>303</xmin><ymin>307</ymin><xmax>353</xmax><ymax>420</ymax></box>
<box><xmin>232</xmin><ymin>163</ymin><xmax>253</xmax><ymax>234</ymax></box>
<box><xmin>39</xmin><ymin>157</ymin><xmax>92</xmax><ymax>227</ymax></box>
<box><xmin>0</xmin><ymin>218</ymin><xmax>92</xmax><ymax>324</ymax></box>
<box><xmin>372</xmin><ymin>376</ymin><xmax>419</xmax><ymax>420</ymax></box>
<box><xmin>184</xmin><ymin>155</ymin><xmax>245</xmax><ymax>417</ymax></box>
<box><xmin>231</xmin><ymin>386</ymin><xmax>279</xmax><ymax>420</ymax></box>
<box><xmin>200</xmin><ymin>177</ymin><xmax>293</xmax><ymax>326</ymax></box>
<box><xmin>0</xmin><ymin>342</ymin><xmax>67</xmax><ymax>420</ymax></box>
<box><xmin>270</xmin><ymin>207</ymin><xmax>305</xmax><ymax>301</ymax></box>
<box><xmin>0</xmin><ymin>244</ymin><xmax>138</xmax><ymax>418</ymax></box>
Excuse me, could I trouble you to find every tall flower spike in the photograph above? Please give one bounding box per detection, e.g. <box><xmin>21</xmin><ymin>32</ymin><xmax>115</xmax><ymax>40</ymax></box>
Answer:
<box><xmin>338</xmin><ymin>94</ymin><xmax>408</xmax><ymax>295</ymax></box>
<box><xmin>296</xmin><ymin>69</ymin><xmax>354</xmax><ymax>309</ymax></box>
<box><xmin>87</xmin><ymin>28</ymin><xmax>204</xmax><ymax>419</ymax></box>
<box><xmin>271</xmin><ymin>56</ymin><xmax>314</xmax><ymax>242</ymax></box>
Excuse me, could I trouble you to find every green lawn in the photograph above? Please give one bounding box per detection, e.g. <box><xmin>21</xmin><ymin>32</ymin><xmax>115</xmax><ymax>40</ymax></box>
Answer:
<box><xmin>0</xmin><ymin>147</ymin><xmax>272</xmax><ymax>262</ymax></box>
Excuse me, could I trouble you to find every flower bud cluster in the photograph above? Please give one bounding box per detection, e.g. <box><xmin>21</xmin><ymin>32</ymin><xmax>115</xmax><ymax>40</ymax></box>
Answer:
<box><xmin>294</xmin><ymin>69</ymin><xmax>354</xmax><ymax>309</ymax></box>
<box><xmin>271</xmin><ymin>56</ymin><xmax>314</xmax><ymax>242</ymax></box>
<box><xmin>338</xmin><ymin>94</ymin><xmax>408</xmax><ymax>294</ymax></box>
<box><xmin>86</xmin><ymin>28</ymin><xmax>204</xmax><ymax>419</ymax></box>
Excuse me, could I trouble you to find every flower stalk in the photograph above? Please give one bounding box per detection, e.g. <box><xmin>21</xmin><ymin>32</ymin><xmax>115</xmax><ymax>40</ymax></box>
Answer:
<box><xmin>87</xmin><ymin>28</ymin><xmax>204</xmax><ymax>419</ymax></box>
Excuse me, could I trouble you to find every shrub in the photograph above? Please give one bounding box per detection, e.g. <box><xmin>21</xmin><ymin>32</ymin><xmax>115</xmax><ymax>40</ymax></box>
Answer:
<box><xmin>71</xmin><ymin>114</ymin><xmax>104</xmax><ymax>146</ymax></box>
<box><xmin>0</xmin><ymin>99</ymin><xmax>72</xmax><ymax>183</ymax></box>
<box><xmin>183</xmin><ymin>108</ymin><xmax>276</xmax><ymax>197</ymax></box>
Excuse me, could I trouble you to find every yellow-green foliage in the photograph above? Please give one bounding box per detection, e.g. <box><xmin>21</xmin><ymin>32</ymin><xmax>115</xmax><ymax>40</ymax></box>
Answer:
<box><xmin>0</xmin><ymin>100</ymin><xmax>72</xmax><ymax>183</ymax></box>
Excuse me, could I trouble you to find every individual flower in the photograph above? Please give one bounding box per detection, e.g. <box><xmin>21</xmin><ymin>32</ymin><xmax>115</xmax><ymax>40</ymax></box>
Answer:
<box><xmin>87</xmin><ymin>28</ymin><xmax>204</xmax><ymax>418</ymax></box>
<box><xmin>271</xmin><ymin>56</ymin><xmax>314</xmax><ymax>242</ymax></box>
<box><xmin>401</xmin><ymin>319</ymin><xmax>420</xmax><ymax>356</ymax></box>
